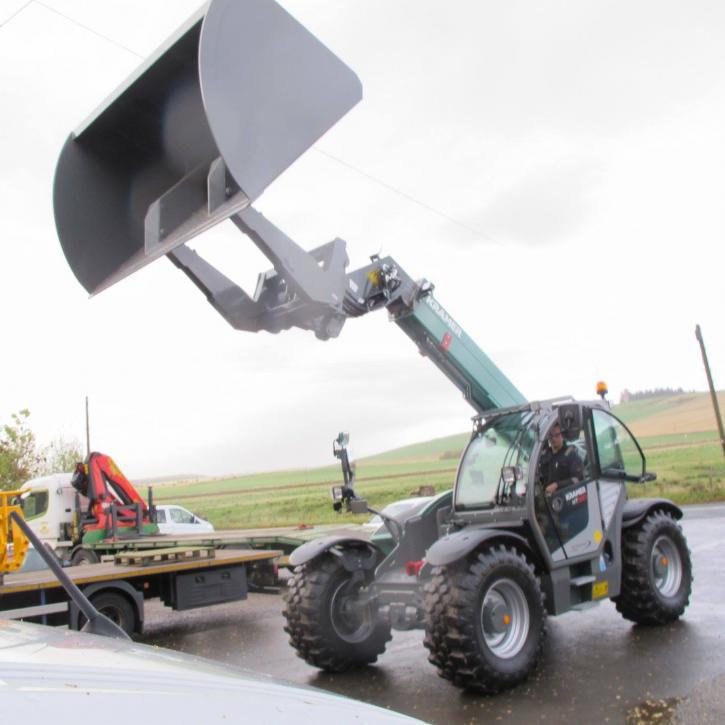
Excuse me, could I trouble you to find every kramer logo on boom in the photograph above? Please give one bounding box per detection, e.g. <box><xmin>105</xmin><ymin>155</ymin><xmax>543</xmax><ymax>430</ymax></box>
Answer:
<box><xmin>425</xmin><ymin>296</ymin><xmax>463</xmax><ymax>339</ymax></box>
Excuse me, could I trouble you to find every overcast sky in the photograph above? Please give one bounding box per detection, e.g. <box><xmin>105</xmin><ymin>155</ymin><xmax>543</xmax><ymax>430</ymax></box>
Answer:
<box><xmin>1</xmin><ymin>0</ymin><xmax>723</xmax><ymax>479</ymax></box>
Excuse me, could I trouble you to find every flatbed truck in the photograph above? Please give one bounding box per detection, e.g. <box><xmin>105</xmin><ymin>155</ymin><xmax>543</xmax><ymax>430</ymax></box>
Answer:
<box><xmin>0</xmin><ymin>547</ymin><xmax>279</xmax><ymax>636</ymax></box>
<box><xmin>18</xmin><ymin>471</ymin><xmax>369</xmax><ymax>582</ymax></box>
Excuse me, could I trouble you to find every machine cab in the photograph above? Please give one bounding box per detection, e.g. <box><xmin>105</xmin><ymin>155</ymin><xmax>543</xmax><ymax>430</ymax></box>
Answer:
<box><xmin>452</xmin><ymin>400</ymin><xmax>649</xmax><ymax>568</ymax></box>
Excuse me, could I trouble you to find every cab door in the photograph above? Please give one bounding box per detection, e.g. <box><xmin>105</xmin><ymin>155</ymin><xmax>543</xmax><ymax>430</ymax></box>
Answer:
<box><xmin>541</xmin><ymin>424</ymin><xmax>604</xmax><ymax>561</ymax></box>
<box><xmin>590</xmin><ymin>408</ymin><xmax>645</xmax><ymax>536</ymax></box>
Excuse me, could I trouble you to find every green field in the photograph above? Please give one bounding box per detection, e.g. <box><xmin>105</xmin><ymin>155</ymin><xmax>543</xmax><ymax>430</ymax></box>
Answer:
<box><xmin>153</xmin><ymin>392</ymin><xmax>725</xmax><ymax>529</ymax></box>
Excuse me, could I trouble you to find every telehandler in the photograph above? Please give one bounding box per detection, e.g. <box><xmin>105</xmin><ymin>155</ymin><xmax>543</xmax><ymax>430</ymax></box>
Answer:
<box><xmin>50</xmin><ymin>0</ymin><xmax>692</xmax><ymax>693</ymax></box>
<box><xmin>284</xmin><ymin>402</ymin><xmax>691</xmax><ymax>692</ymax></box>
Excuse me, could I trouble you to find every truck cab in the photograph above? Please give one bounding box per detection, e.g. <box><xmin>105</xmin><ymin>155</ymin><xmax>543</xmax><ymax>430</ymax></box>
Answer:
<box><xmin>17</xmin><ymin>473</ymin><xmax>79</xmax><ymax>551</ymax></box>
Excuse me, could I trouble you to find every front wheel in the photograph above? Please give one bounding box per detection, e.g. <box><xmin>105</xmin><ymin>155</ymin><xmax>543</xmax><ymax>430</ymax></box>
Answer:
<box><xmin>282</xmin><ymin>553</ymin><xmax>391</xmax><ymax>672</ymax></box>
<box><xmin>614</xmin><ymin>510</ymin><xmax>692</xmax><ymax>625</ymax></box>
<box><xmin>423</xmin><ymin>545</ymin><xmax>546</xmax><ymax>693</ymax></box>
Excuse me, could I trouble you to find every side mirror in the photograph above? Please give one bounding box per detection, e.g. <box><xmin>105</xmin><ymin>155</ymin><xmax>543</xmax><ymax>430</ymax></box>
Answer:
<box><xmin>558</xmin><ymin>404</ymin><xmax>583</xmax><ymax>440</ymax></box>
<box><xmin>640</xmin><ymin>472</ymin><xmax>657</xmax><ymax>483</ymax></box>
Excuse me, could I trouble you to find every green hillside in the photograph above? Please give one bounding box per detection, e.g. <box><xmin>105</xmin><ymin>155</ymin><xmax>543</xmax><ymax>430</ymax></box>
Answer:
<box><xmin>362</xmin><ymin>432</ymin><xmax>470</xmax><ymax>464</ymax></box>
<box><xmin>155</xmin><ymin>391</ymin><xmax>725</xmax><ymax>527</ymax></box>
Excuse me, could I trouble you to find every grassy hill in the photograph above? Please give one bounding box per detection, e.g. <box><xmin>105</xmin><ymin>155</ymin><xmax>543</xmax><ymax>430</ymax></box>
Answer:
<box><xmin>615</xmin><ymin>391</ymin><xmax>725</xmax><ymax>438</ymax></box>
<box><xmin>361</xmin><ymin>432</ymin><xmax>470</xmax><ymax>464</ymax></box>
<box><xmin>154</xmin><ymin>391</ymin><xmax>725</xmax><ymax>527</ymax></box>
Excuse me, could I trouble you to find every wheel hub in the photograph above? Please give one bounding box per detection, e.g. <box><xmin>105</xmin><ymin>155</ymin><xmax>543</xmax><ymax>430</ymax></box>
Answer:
<box><xmin>330</xmin><ymin>579</ymin><xmax>375</xmax><ymax>643</ymax></box>
<box><xmin>483</xmin><ymin>600</ymin><xmax>511</xmax><ymax>635</ymax></box>
<box><xmin>651</xmin><ymin>535</ymin><xmax>683</xmax><ymax>598</ymax></box>
<box><xmin>480</xmin><ymin>578</ymin><xmax>530</xmax><ymax>659</ymax></box>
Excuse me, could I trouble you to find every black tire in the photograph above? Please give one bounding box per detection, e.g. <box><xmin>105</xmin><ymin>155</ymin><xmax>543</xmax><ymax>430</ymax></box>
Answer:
<box><xmin>282</xmin><ymin>554</ymin><xmax>391</xmax><ymax>672</ymax></box>
<box><xmin>423</xmin><ymin>545</ymin><xmax>546</xmax><ymax>694</ymax></box>
<box><xmin>614</xmin><ymin>510</ymin><xmax>692</xmax><ymax>625</ymax></box>
<box><xmin>79</xmin><ymin>592</ymin><xmax>137</xmax><ymax>636</ymax></box>
<box><xmin>71</xmin><ymin>548</ymin><xmax>100</xmax><ymax>565</ymax></box>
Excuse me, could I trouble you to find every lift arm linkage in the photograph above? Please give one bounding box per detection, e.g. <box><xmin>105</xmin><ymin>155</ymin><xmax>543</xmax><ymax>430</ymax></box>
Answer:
<box><xmin>174</xmin><ymin>208</ymin><xmax>525</xmax><ymax>414</ymax></box>
<box><xmin>52</xmin><ymin>1</ymin><xmax>523</xmax><ymax>414</ymax></box>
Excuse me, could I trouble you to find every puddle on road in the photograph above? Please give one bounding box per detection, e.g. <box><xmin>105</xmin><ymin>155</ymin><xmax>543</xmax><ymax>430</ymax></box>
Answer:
<box><xmin>626</xmin><ymin>697</ymin><xmax>680</xmax><ymax>725</ymax></box>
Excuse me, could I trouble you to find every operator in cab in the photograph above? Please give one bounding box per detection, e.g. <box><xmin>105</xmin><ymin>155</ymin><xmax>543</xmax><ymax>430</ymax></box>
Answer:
<box><xmin>535</xmin><ymin>421</ymin><xmax>587</xmax><ymax>552</ymax></box>
<box><xmin>539</xmin><ymin>423</ymin><xmax>584</xmax><ymax>493</ymax></box>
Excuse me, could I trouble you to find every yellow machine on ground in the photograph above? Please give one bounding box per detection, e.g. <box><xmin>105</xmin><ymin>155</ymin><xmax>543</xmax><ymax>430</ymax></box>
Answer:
<box><xmin>0</xmin><ymin>490</ymin><xmax>29</xmax><ymax>577</ymax></box>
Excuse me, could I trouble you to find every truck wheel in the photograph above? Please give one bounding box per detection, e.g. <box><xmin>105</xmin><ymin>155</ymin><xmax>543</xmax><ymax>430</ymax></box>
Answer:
<box><xmin>79</xmin><ymin>592</ymin><xmax>137</xmax><ymax>636</ymax></box>
<box><xmin>614</xmin><ymin>510</ymin><xmax>692</xmax><ymax>625</ymax></box>
<box><xmin>71</xmin><ymin>548</ymin><xmax>100</xmax><ymax>565</ymax></box>
<box><xmin>282</xmin><ymin>554</ymin><xmax>391</xmax><ymax>672</ymax></box>
<box><xmin>423</xmin><ymin>545</ymin><xmax>546</xmax><ymax>693</ymax></box>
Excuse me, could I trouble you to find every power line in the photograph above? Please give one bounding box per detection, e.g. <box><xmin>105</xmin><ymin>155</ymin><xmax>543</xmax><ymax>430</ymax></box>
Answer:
<box><xmin>0</xmin><ymin>1</ymin><xmax>33</xmax><ymax>28</ymax></box>
<box><xmin>35</xmin><ymin>1</ymin><xmax>144</xmax><ymax>57</ymax></box>
<box><xmin>313</xmin><ymin>146</ymin><xmax>503</xmax><ymax>246</ymax></box>
<box><xmin>7</xmin><ymin>1</ymin><xmax>503</xmax><ymax>247</ymax></box>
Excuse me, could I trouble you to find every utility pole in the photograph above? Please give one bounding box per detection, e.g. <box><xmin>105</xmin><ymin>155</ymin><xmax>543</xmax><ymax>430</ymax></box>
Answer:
<box><xmin>85</xmin><ymin>396</ymin><xmax>90</xmax><ymax>457</ymax></box>
<box><xmin>695</xmin><ymin>325</ymin><xmax>725</xmax><ymax>462</ymax></box>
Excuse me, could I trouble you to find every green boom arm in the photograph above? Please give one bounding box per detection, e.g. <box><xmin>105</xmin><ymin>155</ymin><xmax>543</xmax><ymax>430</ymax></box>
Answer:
<box><xmin>341</xmin><ymin>255</ymin><xmax>526</xmax><ymax>414</ymax></box>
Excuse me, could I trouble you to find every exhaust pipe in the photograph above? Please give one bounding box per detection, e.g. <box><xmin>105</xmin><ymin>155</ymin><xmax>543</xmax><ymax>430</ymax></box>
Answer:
<box><xmin>54</xmin><ymin>0</ymin><xmax>361</xmax><ymax>296</ymax></box>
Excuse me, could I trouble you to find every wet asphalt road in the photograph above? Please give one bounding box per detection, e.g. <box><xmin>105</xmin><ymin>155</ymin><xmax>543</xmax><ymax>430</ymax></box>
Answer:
<box><xmin>138</xmin><ymin>504</ymin><xmax>725</xmax><ymax>724</ymax></box>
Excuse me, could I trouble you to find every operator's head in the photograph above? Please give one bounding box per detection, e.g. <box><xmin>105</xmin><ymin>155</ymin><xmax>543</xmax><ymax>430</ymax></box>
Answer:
<box><xmin>548</xmin><ymin>424</ymin><xmax>564</xmax><ymax>453</ymax></box>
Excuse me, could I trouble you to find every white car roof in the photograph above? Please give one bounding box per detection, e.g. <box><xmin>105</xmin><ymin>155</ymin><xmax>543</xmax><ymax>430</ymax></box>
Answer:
<box><xmin>0</xmin><ymin>620</ymin><xmax>422</xmax><ymax>724</ymax></box>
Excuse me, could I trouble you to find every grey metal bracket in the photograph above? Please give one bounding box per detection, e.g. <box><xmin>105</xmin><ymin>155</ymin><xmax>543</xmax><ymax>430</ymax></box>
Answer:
<box><xmin>144</xmin><ymin>157</ymin><xmax>248</xmax><ymax>256</ymax></box>
<box><xmin>233</xmin><ymin>208</ymin><xmax>348</xmax><ymax>308</ymax></box>
<box><xmin>167</xmin><ymin>207</ymin><xmax>428</xmax><ymax>342</ymax></box>
<box><xmin>168</xmin><ymin>206</ymin><xmax>352</xmax><ymax>339</ymax></box>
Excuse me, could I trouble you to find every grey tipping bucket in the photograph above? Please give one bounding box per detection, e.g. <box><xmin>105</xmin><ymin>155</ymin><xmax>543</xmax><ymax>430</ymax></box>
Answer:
<box><xmin>53</xmin><ymin>0</ymin><xmax>361</xmax><ymax>295</ymax></box>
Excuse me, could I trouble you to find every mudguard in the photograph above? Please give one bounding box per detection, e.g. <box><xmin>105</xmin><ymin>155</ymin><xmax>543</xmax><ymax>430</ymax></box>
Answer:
<box><xmin>622</xmin><ymin>498</ymin><xmax>683</xmax><ymax>528</ymax></box>
<box><xmin>289</xmin><ymin>534</ymin><xmax>381</xmax><ymax>569</ymax></box>
<box><xmin>425</xmin><ymin>527</ymin><xmax>532</xmax><ymax>567</ymax></box>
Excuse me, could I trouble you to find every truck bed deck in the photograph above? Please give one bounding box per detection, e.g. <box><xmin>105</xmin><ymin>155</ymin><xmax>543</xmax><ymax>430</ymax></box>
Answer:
<box><xmin>93</xmin><ymin>522</ymin><xmax>371</xmax><ymax>548</ymax></box>
<box><xmin>0</xmin><ymin>548</ymin><xmax>279</xmax><ymax>596</ymax></box>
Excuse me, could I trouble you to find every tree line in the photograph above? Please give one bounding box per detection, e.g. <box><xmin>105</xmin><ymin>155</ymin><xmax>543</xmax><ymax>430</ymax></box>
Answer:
<box><xmin>0</xmin><ymin>410</ymin><xmax>83</xmax><ymax>491</ymax></box>
<box><xmin>619</xmin><ymin>387</ymin><xmax>688</xmax><ymax>403</ymax></box>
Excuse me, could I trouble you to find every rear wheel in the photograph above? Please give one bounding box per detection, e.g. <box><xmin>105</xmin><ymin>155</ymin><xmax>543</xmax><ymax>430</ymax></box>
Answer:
<box><xmin>79</xmin><ymin>591</ymin><xmax>137</xmax><ymax>636</ymax></box>
<box><xmin>282</xmin><ymin>553</ymin><xmax>391</xmax><ymax>671</ymax></box>
<box><xmin>614</xmin><ymin>510</ymin><xmax>692</xmax><ymax>624</ymax></box>
<box><xmin>423</xmin><ymin>545</ymin><xmax>546</xmax><ymax>693</ymax></box>
<box><xmin>71</xmin><ymin>548</ymin><xmax>100</xmax><ymax>565</ymax></box>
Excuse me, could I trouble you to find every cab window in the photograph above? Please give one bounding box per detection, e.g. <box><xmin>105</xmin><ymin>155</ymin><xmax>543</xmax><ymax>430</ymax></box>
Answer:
<box><xmin>455</xmin><ymin>412</ymin><xmax>535</xmax><ymax>509</ymax></box>
<box><xmin>170</xmin><ymin>507</ymin><xmax>194</xmax><ymax>524</ymax></box>
<box><xmin>21</xmin><ymin>489</ymin><xmax>49</xmax><ymax>520</ymax></box>
<box><xmin>156</xmin><ymin>509</ymin><xmax>167</xmax><ymax>523</ymax></box>
<box><xmin>592</xmin><ymin>410</ymin><xmax>644</xmax><ymax>480</ymax></box>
